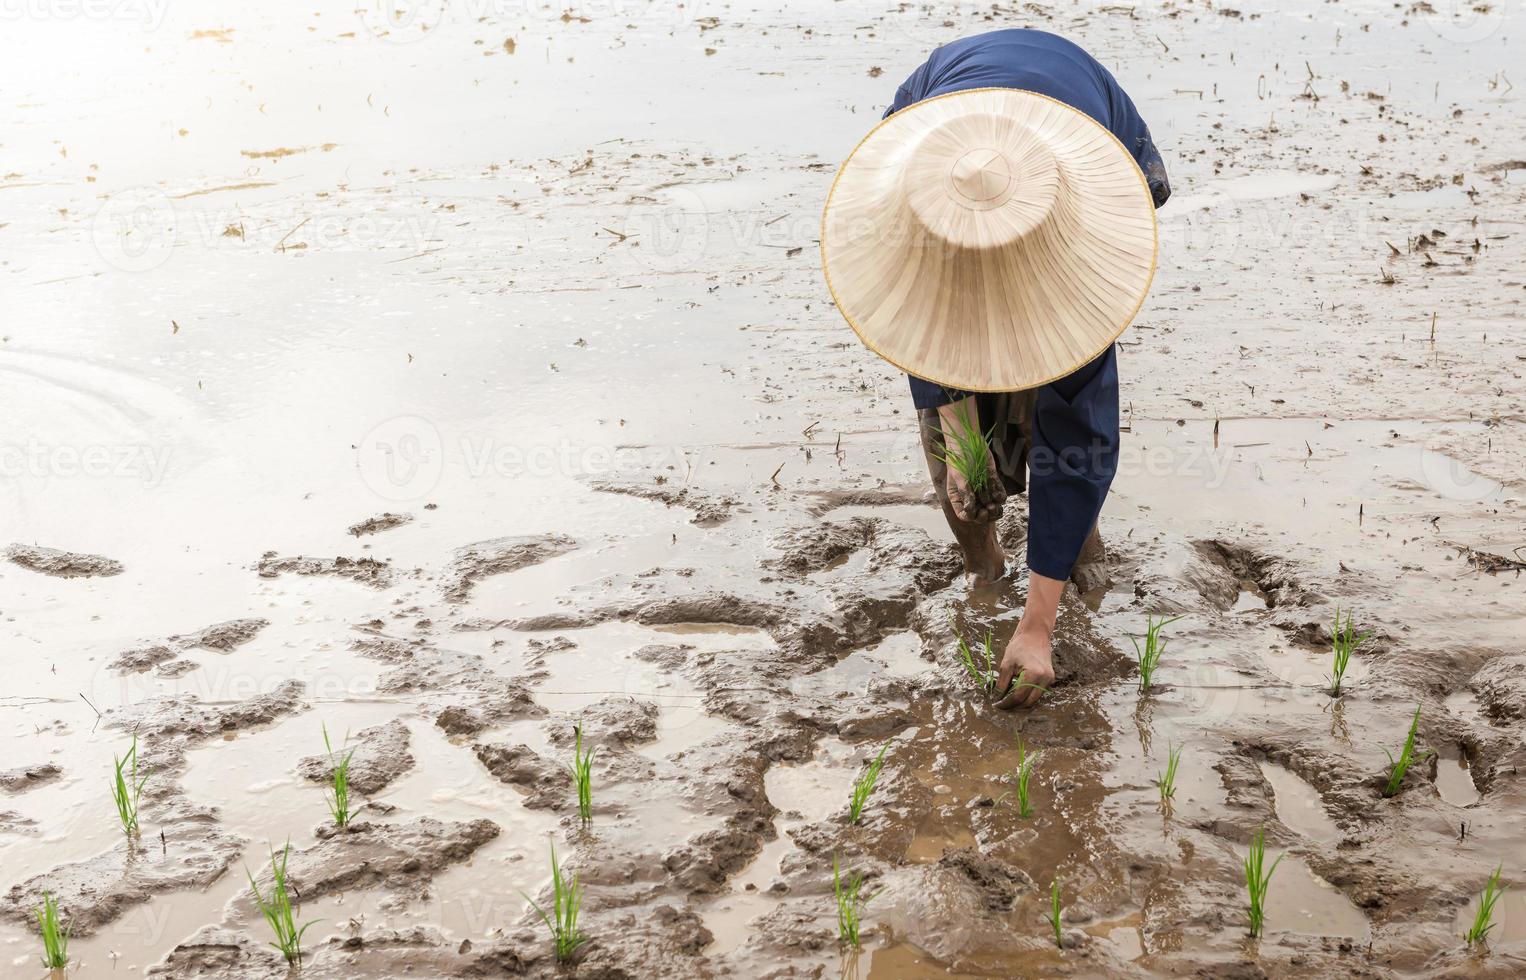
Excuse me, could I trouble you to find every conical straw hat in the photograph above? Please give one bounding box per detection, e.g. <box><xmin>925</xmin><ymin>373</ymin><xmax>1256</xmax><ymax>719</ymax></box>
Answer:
<box><xmin>820</xmin><ymin>88</ymin><xmax>1158</xmax><ymax>392</ymax></box>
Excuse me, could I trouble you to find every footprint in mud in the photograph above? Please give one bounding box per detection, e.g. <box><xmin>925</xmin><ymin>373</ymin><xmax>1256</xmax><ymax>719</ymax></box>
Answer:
<box><xmin>1258</xmin><ymin>761</ymin><xmax>1340</xmax><ymax>845</ymax></box>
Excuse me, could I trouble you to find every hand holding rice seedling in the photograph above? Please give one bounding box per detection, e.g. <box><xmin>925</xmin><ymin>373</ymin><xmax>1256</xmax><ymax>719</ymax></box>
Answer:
<box><xmin>1130</xmin><ymin>615</ymin><xmax>1183</xmax><ymax>694</ymax></box>
<box><xmin>1464</xmin><ymin>864</ymin><xmax>1507</xmax><ymax>947</ymax></box>
<box><xmin>246</xmin><ymin>841</ymin><xmax>318</xmax><ymax>965</ymax></box>
<box><xmin>1327</xmin><ymin>605</ymin><xmax>1369</xmax><ymax>697</ymax></box>
<box><xmin>34</xmin><ymin>891</ymin><xmax>70</xmax><ymax>971</ymax></box>
<box><xmin>933</xmin><ymin>397</ymin><xmax>1002</xmax><ymax>521</ymax></box>
<box><xmin>1042</xmin><ymin>877</ymin><xmax>1063</xmax><ymax>948</ymax></box>
<box><xmin>1243</xmin><ymin>826</ymin><xmax>1281</xmax><ymax>938</ymax></box>
<box><xmin>1382</xmin><ymin>705</ymin><xmax>1434</xmax><ymax>798</ymax></box>
<box><xmin>847</xmin><ymin>742</ymin><xmax>890</xmax><ymax>825</ymax></box>
<box><xmin>1158</xmin><ymin>742</ymin><xmax>1183</xmax><ymax>804</ymax></box>
<box><xmin>321</xmin><ymin>724</ymin><xmax>358</xmax><ymax>828</ymax></box>
<box><xmin>110</xmin><ymin>733</ymin><xmax>148</xmax><ymax>840</ymax></box>
<box><xmin>524</xmin><ymin>842</ymin><xmax>586</xmax><ymax>962</ymax></box>
<box><xmin>833</xmin><ymin>854</ymin><xmax>879</xmax><ymax>949</ymax></box>
<box><xmin>569</xmin><ymin>723</ymin><xmax>594</xmax><ymax>825</ymax></box>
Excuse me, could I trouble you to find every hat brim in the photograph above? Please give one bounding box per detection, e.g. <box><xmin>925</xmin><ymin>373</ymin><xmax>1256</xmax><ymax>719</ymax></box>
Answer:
<box><xmin>820</xmin><ymin>88</ymin><xmax>1158</xmax><ymax>393</ymax></box>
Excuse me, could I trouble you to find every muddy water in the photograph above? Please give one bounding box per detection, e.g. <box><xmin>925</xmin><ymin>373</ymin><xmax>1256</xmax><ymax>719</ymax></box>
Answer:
<box><xmin>4</xmin><ymin>0</ymin><xmax>1525</xmax><ymax>976</ymax></box>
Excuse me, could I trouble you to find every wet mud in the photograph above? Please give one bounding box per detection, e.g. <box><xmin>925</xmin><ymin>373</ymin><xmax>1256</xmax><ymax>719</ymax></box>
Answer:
<box><xmin>3</xmin><ymin>0</ymin><xmax>1524</xmax><ymax>977</ymax></box>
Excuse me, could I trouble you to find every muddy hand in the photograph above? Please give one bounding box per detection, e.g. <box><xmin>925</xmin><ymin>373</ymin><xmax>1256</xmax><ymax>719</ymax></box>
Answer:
<box><xmin>995</xmin><ymin>627</ymin><xmax>1054</xmax><ymax>709</ymax></box>
<box><xmin>945</xmin><ymin>456</ymin><xmax>1007</xmax><ymax>524</ymax></box>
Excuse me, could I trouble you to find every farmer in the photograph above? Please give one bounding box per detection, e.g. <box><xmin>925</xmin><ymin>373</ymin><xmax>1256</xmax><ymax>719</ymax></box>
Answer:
<box><xmin>820</xmin><ymin>29</ymin><xmax>1170</xmax><ymax>708</ymax></box>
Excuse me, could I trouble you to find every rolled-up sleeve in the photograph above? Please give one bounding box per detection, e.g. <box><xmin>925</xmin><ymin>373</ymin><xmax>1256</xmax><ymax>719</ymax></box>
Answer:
<box><xmin>1025</xmin><ymin>345</ymin><xmax>1120</xmax><ymax>580</ymax></box>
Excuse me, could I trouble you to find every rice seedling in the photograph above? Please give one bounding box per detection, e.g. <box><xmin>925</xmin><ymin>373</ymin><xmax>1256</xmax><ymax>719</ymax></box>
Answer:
<box><xmin>1243</xmin><ymin>826</ymin><xmax>1281</xmax><ymax>938</ymax></box>
<box><xmin>1158</xmin><ymin>742</ymin><xmax>1183</xmax><ymax>804</ymax></box>
<box><xmin>1382</xmin><ymin>705</ymin><xmax>1434</xmax><ymax>798</ymax></box>
<box><xmin>524</xmin><ymin>842</ymin><xmax>587</xmax><ymax>962</ymax></box>
<box><xmin>833</xmin><ymin>855</ymin><xmax>879</xmax><ymax>949</ymax></box>
<box><xmin>847</xmin><ymin>742</ymin><xmax>890</xmax><ymax>825</ymax></box>
<box><xmin>1042</xmin><ymin>877</ymin><xmax>1063</xmax><ymax>948</ymax></box>
<box><xmin>933</xmin><ymin>397</ymin><xmax>995</xmax><ymax>496</ymax></box>
<box><xmin>1463</xmin><ymin>863</ymin><xmax>1507</xmax><ymax>947</ymax></box>
<box><xmin>110</xmin><ymin>733</ymin><xmax>148</xmax><ymax>840</ymax></box>
<box><xmin>1327</xmin><ymin>605</ymin><xmax>1369</xmax><ymax>697</ymax></box>
<box><xmin>1130</xmin><ymin>615</ymin><xmax>1183</xmax><ymax>694</ymax></box>
<box><xmin>246</xmin><ymin>841</ymin><xmax>319</xmax><ymax>965</ymax></box>
<box><xmin>569</xmin><ymin>723</ymin><xmax>594</xmax><ymax>825</ymax></box>
<box><xmin>321</xmin><ymin>724</ymin><xmax>358</xmax><ymax>828</ymax></box>
<box><xmin>951</xmin><ymin>619</ymin><xmax>997</xmax><ymax>694</ymax></box>
<box><xmin>34</xmin><ymin>891</ymin><xmax>70</xmax><ymax>971</ymax></box>
<box><xmin>996</xmin><ymin>738</ymin><xmax>1038</xmax><ymax>818</ymax></box>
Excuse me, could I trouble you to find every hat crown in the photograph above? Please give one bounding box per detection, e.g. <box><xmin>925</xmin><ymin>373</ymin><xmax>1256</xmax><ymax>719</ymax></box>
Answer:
<box><xmin>950</xmin><ymin>148</ymin><xmax>1011</xmax><ymax>202</ymax></box>
<box><xmin>902</xmin><ymin>113</ymin><xmax>1062</xmax><ymax>250</ymax></box>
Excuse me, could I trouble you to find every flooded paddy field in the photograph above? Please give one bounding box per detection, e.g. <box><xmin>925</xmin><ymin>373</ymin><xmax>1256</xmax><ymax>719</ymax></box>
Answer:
<box><xmin>1</xmin><ymin>0</ymin><xmax>1523</xmax><ymax>976</ymax></box>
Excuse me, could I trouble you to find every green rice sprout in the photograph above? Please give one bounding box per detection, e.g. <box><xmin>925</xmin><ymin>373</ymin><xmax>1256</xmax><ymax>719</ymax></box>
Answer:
<box><xmin>932</xmin><ymin>397</ymin><xmax>995</xmax><ymax>496</ymax></box>
<box><xmin>833</xmin><ymin>855</ymin><xmax>879</xmax><ymax>949</ymax></box>
<box><xmin>1328</xmin><ymin>606</ymin><xmax>1370</xmax><ymax>697</ymax></box>
<box><xmin>524</xmin><ymin>842</ymin><xmax>586</xmax><ymax>962</ymax></box>
<box><xmin>1382</xmin><ymin>705</ymin><xmax>1434</xmax><ymax>798</ymax></box>
<box><xmin>321</xmin><ymin>724</ymin><xmax>358</xmax><ymax>828</ymax></box>
<box><xmin>35</xmin><ymin>891</ymin><xmax>70</xmax><ymax>971</ymax></box>
<box><xmin>246</xmin><ymin>841</ymin><xmax>319</xmax><ymax>965</ymax></box>
<box><xmin>847</xmin><ymin>742</ymin><xmax>890</xmax><ymax>825</ymax></box>
<box><xmin>1042</xmin><ymin>877</ymin><xmax>1063</xmax><ymax>948</ymax></box>
<box><xmin>110</xmin><ymin>733</ymin><xmax>149</xmax><ymax>840</ymax></box>
<box><xmin>569</xmin><ymin>723</ymin><xmax>594</xmax><ymax>825</ymax></box>
<box><xmin>1131</xmin><ymin>615</ymin><xmax>1183</xmax><ymax>694</ymax></box>
<box><xmin>1158</xmin><ymin>742</ymin><xmax>1183</xmax><ymax>803</ymax></box>
<box><xmin>996</xmin><ymin>738</ymin><xmax>1038</xmax><ymax>818</ymax></box>
<box><xmin>1244</xmin><ymin>826</ymin><xmax>1281</xmax><ymax>938</ymax></box>
<box><xmin>1464</xmin><ymin>864</ymin><xmax>1508</xmax><ymax>947</ymax></box>
<box><xmin>950</xmin><ymin>617</ymin><xmax>997</xmax><ymax>694</ymax></box>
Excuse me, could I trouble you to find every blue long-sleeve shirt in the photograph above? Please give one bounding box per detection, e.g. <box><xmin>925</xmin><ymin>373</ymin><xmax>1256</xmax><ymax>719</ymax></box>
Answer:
<box><xmin>887</xmin><ymin>29</ymin><xmax>1170</xmax><ymax>580</ymax></box>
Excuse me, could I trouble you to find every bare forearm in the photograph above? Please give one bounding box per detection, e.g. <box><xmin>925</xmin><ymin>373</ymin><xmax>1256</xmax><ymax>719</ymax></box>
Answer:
<box><xmin>937</xmin><ymin>396</ymin><xmax>978</xmax><ymax>441</ymax></box>
<box><xmin>1018</xmin><ymin>571</ymin><xmax>1064</xmax><ymax>638</ymax></box>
